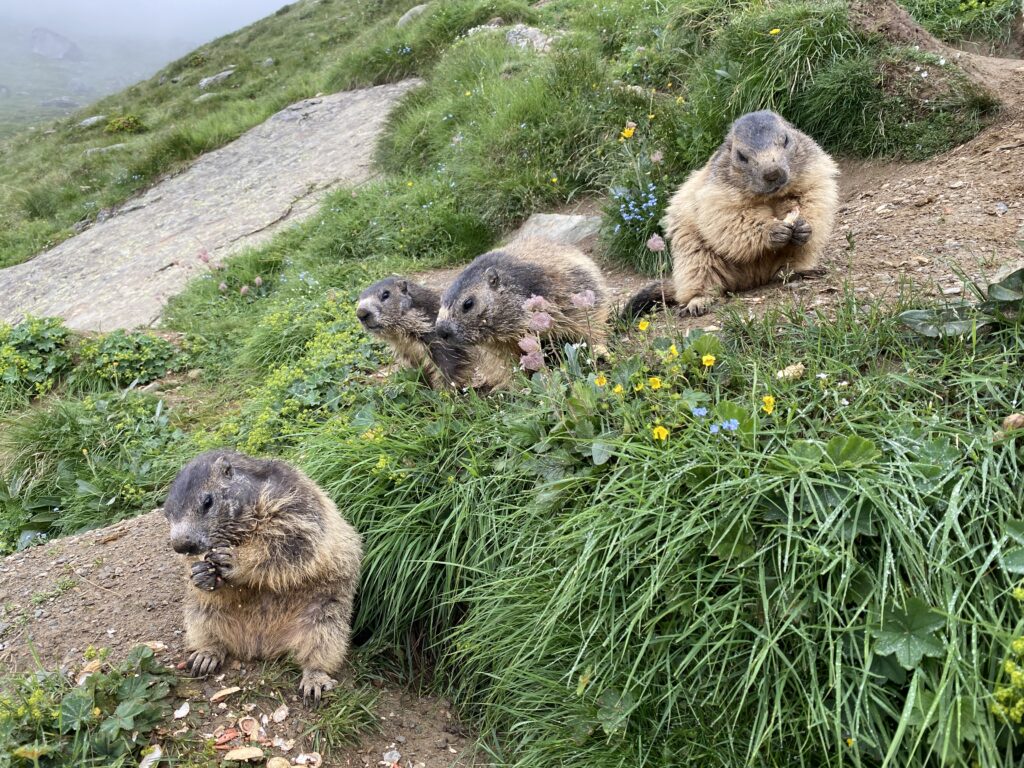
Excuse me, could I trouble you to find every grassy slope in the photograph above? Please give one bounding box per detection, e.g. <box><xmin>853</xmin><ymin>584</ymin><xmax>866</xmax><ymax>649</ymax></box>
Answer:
<box><xmin>1</xmin><ymin>1</ymin><xmax>1023</xmax><ymax>766</ymax></box>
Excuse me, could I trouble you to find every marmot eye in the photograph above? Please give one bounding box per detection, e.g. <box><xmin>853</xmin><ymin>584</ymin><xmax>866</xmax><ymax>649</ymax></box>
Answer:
<box><xmin>462</xmin><ymin>298</ymin><xmax>475</xmax><ymax>313</ymax></box>
<box><xmin>783</xmin><ymin>134</ymin><xmax>790</xmax><ymax>148</ymax></box>
<box><xmin>381</xmin><ymin>290</ymin><xmax>390</xmax><ymax>301</ymax></box>
<box><xmin>201</xmin><ymin>493</ymin><xmax>213</xmax><ymax>511</ymax></box>
<box><xmin>737</xmin><ymin>151</ymin><xmax>749</xmax><ymax>163</ymax></box>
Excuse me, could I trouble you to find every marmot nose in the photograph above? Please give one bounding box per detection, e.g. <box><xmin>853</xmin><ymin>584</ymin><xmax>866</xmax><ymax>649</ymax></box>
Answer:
<box><xmin>763</xmin><ymin>169</ymin><xmax>787</xmax><ymax>187</ymax></box>
<box><xmin>435</xmin><ymin>324</ymin><xmax>453</xmax><ymax>341</ymax></box>
<box><xmin>171</xmin><ymin>538</ymin><xmax>202</xmax><ymax>555</ymax></box>
<box><xmin>356</xmin><ymin>307</ymin><xmax>371</xmax><ymax>322</ymax></box>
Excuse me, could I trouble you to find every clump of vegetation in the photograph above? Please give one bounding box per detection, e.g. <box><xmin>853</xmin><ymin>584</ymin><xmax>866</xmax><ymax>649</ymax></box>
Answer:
<box><xmin>75</xmin><ymin>331</ymin><xmax>181</xmax><ymax>387</ymax></box>
<box><xmin>104</xmin><ymin>115</ymin><xmax>146</xmax><ymax>135</ymax></box>
<box><xmin>0</xmin><ymin>318</ymin><xmax>73</xmax><ymax>413</ymax></box>
<box><xmin>0</xmin><ymin>645</ymin><xmax>175</xmax><ymax>767</ymax></box>
<box><xmin>899</xmin><ymin>0</ymin><xmax>1021</xmax><ymax>46</ymax></box>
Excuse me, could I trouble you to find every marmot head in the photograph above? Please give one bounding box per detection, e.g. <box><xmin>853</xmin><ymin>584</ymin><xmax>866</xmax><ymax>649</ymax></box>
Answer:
<box><xmin>356</xmin><ymin>276</ymin><xmax>435</xmax><ymax>336</ymax></box>
<box><xmin>164</xmin><ymin>449</ymin><xmax>265</xmax><ymax>555</ymax></box>
<box><xmin>435</xmin><ymin>251</ymin><xmax>545</xmax><ymax>345</ymax></box>
<box><xmin>719</xmin><ymin>110</ymin><xmax>803</xmax><ymax>197</ymax></box>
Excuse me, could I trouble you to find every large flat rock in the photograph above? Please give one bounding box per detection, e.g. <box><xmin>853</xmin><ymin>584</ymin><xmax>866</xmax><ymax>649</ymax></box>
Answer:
<box><xmin>0</xmin><ymin>80</ymin><xmax>420</xmax><ymax>331</ymax></box>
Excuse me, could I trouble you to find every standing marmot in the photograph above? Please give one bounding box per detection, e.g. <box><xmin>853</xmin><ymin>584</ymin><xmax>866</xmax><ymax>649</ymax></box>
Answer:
<box><xmin>433</xmin><ymin>238</ymin><xmax>609</xmax><ymax>388</ymax></box>
<box><xmin>356</xmin><ymin>276</ymin><xmax>473</xmax><ymax>388</ymax></box>
<box><xmin>625</xmin><ymin>110</ymin><xmax>839</xmax><ymax>317</ymax></box>
<box><xmin>164</xmin><ymin>449</ymin><xmax>362</xmax><ymax>704</ymax></box>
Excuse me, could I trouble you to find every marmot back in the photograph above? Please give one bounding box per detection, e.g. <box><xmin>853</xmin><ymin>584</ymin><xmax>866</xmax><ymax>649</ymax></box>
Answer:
<box><xmin>164</xmin><ymin>449</ymin><xmax>362</xmax><ymax>704</ymax></box>
<box><xmin>625</xmin><ymin>110</ymin><xmax>839</xmax><ymax>317</ymax></box>
<box><xmin>356</xmin><ymin>276</ymin><xmax>473</xmax><ymax>388</ymax></box>
<box><xmin>433</xmin><ymin>239</ymin><xmax>610</xmax><ymax>388</ymax></box>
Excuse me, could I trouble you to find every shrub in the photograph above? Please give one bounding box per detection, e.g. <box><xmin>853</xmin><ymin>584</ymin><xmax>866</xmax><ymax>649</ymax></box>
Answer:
<box><xmin>0</xmin><ymin>645</ymin><xmax>175</xmax><ymax>767</ymax></box>
<box><xmin>0</xmin><ymin>318</ymin><xmax>72</xmax><ymax>412</ymax></box>
<box><xmin>76</xmin><ymin>331</ymin><xmax>180</xmax><ymax>387</ymax></box>
<box><xmin>104</xmin><ymin>115</ymin><xmax>146</xmax><ymax>134</ymax></box>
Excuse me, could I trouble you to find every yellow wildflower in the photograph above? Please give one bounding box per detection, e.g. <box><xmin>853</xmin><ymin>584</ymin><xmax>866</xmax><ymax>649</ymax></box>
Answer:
<box><xmin>634</xmin><ymin>382</ymin><xmax>645</xmax><ymax>392</ymax></box>
<box><xmin>1014</xmin><ymin>587</ymin><xmax>1024</xmax><ymax>601</ymax></box>
<box><xmin>667</xmin><ymin>344</ymin><xmax>679</xmax><ymax>359</ymax></box>
<box><xmin>845</xmin><ymin>738</ymin><xmax>854</xmax><ymax>747</ymax></box>
<box><xmin>620</xmin><ymin>121</ymin><xmax>637</xmax><ymax>140</ymax></box>
<box><xmin>406</xmin><ymin>181</ymin><xmax>414</xmax><ymax>187</ymax></box>
<box><xmin>550</xmin><ymin>176</ymin><xmax>558</xmax><ymax>184</ymax></box>
<box><xmin>769</xmin><ymin>28</ymin><xmax>781</xmax><ymax>35</ymax></box>
<box><xmin>702</xmin><ymin>354</ymin><xmax>716</xmax><ymax>368</ymax></box>
<box><xmin>652</xmin><ymin>425</ymin><xmax>669</xmax><ymax>441</ymax></box>
<box><xmin>762</xmin><ymin>394</ymin><xmax>776</xmax><ymax>415</ymax></box>
<box><xmin>464</xmin><ymin>90</ymin><xmax>472</xmax><ymax>96</ymax></box>
<box><xmin>594</xmin><ymin>374</ymin><xmax>608</xmax><ymax>387</ymax></box>
<box><xmin>637</xmin><ymin>319</ymin><xmax>650</xmax><ymax>332</ymax></box>
<box><xmin>648</xmin><ymin>376</ymin><xmax>662</xmax><ymax>390</ymax></box>
<box><xmin>613</xmin><ymin>383</ymin><xmax>624</xmax><ymax>395</ymax></box>
<box><xmin>647</xmin><ymin>113</ymin><xmax>655</xmax><ymax>120</ymax></box>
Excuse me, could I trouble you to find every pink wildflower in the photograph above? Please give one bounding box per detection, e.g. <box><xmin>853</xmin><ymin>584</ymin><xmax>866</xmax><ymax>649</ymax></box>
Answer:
<box><xmin>253</xmin><ymin>275</ymin><xmax>263</xmax><ymax>288</ymax></box>
<box><xmin>240</xmin><ymin>285</ymin><xmax>250</xmax><ymax>296</ymax></box>
<box><xmin>650</xmin><ymin>150</ymin><xmax>664</xmax><ymax>164</ymax></box>
<box><xmin>198</xmin><ymin>250</ymin><xmax>210</xmax><ymax>263</ymax></box>
<box><xmin>646</xmin><ymin>233</ymin><xmax>666</xmax><ymax>252</ymax></box>
<box><xmin>571</xmin><ymin>290</ymin><xmax>596</xmax><ymax>309</ymax></box>
<box><xmin>528</xmin><ymin>312</ymin><xmax>553</xmax><ymax>332</ymax></box>
<box><xmin>218</xmin><ymin>282</ymin><xmax>228</xmax><ymax>293</ymax></box>
<box><xmin>523</xmin><ymin>295</ymin><xmax>549</xmax><ymax>312</ymax></box>
<box><xmin>520</xmin><ymin>350</ymin><xmax>545</xmax><ymax>371</ymax></box>
<box><xmin>518</xmin><ymin>336</ymin><xmax>541</xmax><ymax>353</ymax></box>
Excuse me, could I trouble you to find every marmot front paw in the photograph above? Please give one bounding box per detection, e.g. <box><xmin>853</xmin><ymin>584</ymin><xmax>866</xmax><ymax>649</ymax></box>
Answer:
<box><xmin>205</xmin><ymin>547</ymin><xmax>236</xmax><ymax>582</ymax></box>
<box><xmin>300</xmin><ymin>669</ymin><xmax>337</xmax><ymax>707</ymax></box>
<box><xmin>188</xmin><ymin>648</ymin><xmax>225</xmax><ymax>676</ymax></box>
<box><xmin>191</xmin><ymin>559</ymin><xmax>222</xmax><ymax>591</ymax></box>
<box><xmin>789</xmin><ymin>217</ymin><xmax>812</xmax><ymax>245</ymax></box>
<box><xmin>768</xmin><ymin>220</ymin><xmax>794</xmax><ymax>246</ymax></box>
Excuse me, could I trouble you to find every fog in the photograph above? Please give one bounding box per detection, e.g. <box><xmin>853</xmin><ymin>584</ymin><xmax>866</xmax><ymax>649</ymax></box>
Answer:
<box><xmin>1</xmin><ymin>0</ymin><xmax>292</xmax><ymax>46</ymax></box>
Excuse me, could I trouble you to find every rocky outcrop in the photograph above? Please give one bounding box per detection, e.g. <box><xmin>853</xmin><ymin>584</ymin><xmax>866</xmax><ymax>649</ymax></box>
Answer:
<box><xmin>30</xmin><ymin>28</ymin><xmax>84</xmax><ymax>61</ymax></box>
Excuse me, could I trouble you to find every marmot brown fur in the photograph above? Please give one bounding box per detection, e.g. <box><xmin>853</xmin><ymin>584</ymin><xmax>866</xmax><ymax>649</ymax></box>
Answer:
<box><xmin>625</xmin><ymin>110</ymin><xmax>839</xmax><ymax>317</ymax></box>
<box><xmin>356</xmin><ymin>276</ymin><xmax>473</xmax><ymax>388</ymax></box>
<box><xmin>164</xmin><ymin>449</ymin><xmax>362</xmax><ymax>704</ymax></box>
<box><xmin>433</xmin><ymin>238</ymin><xmax>609</xmax><ymax>388</ymax></box>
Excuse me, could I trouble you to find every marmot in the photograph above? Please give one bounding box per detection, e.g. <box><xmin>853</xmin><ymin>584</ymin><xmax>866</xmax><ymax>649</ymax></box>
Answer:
<box><xmin>433</xmin><ymin>238</ymin><xmax>609</xmax><ymax>388</ymax></box>
<box><xmin>356</xmin><ymin>276</ymin><xmax>473</xmax><ymax>388</ymax></box>
<box><xmin>164</xmin><ymin>449</ymin><xmax>362</xmax><ymax>704</ymax></box>
<box><xmin>625</xmin><ymin>110</ymin><xmax>839</xmax><ymax>317</ymax></box>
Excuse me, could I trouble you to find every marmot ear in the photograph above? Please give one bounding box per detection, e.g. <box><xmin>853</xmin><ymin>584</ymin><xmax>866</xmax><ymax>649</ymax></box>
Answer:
<box><xmin>485</xmin><ymin>267</ymin><xmax>500</xmax><ymax>289</ymax></box>
<box><xmin>396</xmin><ymin>279</ymin><xmax>409</xmax><ymax>294</ymax></box>
<box><xmin>213</xmin><ymin>455</ymin><xmax>233</xmax><ymax>478</ymax></box>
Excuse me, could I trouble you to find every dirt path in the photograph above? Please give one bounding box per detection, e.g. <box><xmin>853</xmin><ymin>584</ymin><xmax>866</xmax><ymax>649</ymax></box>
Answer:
<box><xmin>0</xmin><ymin>80</ymin><xmax>420</xmax><ymax>332</ymax></box>
<box><xmin>0</xmin><ymin>511</ymin><xmax>476</xmax><ymax>767</ymax></box>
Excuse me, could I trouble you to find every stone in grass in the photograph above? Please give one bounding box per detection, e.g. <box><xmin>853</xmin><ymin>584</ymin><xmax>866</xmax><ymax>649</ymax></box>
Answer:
<box><xmin>78</xmin><ymin>114</ymin><xmax>106</xmax><ymax>128</ymax></box>
<box><xmin>505</xmin><ymin>24</ymin><xmax>561</xmax><ymax>53</ymax></box>
<box><xmin>198</xmin><ymin>69</ymin><xmax>235</xmax><ymax>90</ymax></box>
<box><xmin>221</xmin><ymin>746</ymin><xmax>263</xmax><ymax>762</ymax></box>
<box><xmin>512</xmin><ymin>213</ymin><xmax>601</xmax><ymax>248</ymax></box>
<box><xmin>396</xmin><ymin>3</ymin><xmax>429</xmax><ymax>27</ymax></box>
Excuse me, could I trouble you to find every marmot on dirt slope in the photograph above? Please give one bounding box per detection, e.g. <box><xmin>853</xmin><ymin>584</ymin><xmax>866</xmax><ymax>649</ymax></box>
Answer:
<box><xmin>625</xmin><ymin>110</ymin><xmax>839</xmax><ymax>317</ymax></box>
<box><xmin>356</xmin><ymin>276</ymin><xmax>473</xmax><ymax>388</ymax></box>
<box><xmin>164</xmin><ymin>449</ymin><xmax>362</xmax><ymax>705</ymax></box>
<box><xmin>433</xmin><ymin>238</ymin><xmax>610</xmax><ymax>388</ymax></box>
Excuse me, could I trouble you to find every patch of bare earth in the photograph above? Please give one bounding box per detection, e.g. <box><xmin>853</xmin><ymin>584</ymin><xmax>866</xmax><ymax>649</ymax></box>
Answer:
<box><xmin>0</xmin><ymin>513</ymin><xmax>477</xmax><ymax>768</ymax></box>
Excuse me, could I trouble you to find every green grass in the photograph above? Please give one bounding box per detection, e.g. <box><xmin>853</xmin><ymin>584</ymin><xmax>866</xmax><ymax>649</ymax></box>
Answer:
<box><xmin>899</xmin><ymin>0</ymin><xmax>1021</xmax><ymax>47</ymax></box>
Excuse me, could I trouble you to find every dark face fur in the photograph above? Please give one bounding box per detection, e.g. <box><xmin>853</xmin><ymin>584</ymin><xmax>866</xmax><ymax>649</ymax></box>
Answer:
<box><xmin>164</xmin><ymin>450</ymin><xmax>261</xmax><ymax>555</ymax></box>
<box><xmin>356</xmin><ymin>277</ymin><xmax>415</xmax><ymax>335</ymax></box>
<box><xmin>722</xmin><ymin>110</ymin><xmax>801</xmax><ymax>197</ymax></box>
<box><xmin>434</xmin><ymin>268</ymin><xmax>500</xmax><ymax>346</ymax></box>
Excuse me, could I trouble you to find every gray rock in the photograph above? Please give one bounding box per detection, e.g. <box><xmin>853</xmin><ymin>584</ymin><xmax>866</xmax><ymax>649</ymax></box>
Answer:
<box><xmin>83</xmin><ymin>143</ymin><xmax>126</xmax><ymax>157</ymax></box>
<box><xmin>198</xmin><ymin>69</ymin><xmax>235</xmax><ymax>90</ymax></box>
<box><xmin>396</xmin><ymin>3</ymin><xmax>429</xmax><ymax>27</ymax></box>
<box><xmin>262</xmin><ymin>57</ymin><xmax>276</xmax><ymax>68</ymax></box>
<box><xmin>512</xmin><ymin>213</ymin><xmax>602</xmax><ymax>247</ymax></box>
<box><xmin>505</xmin><ymin>24</ymin><xmax>560</xmax><ymax>53</ymax></box>
<box><xmin>78</xmin><ymin>115</ymin><xmax>107</xmax><ymax>128</ymax></box>
<box><xmin>0</xmin><ymin>80</ymin><xmax>422</xmax><ymax>331</ymax></box>
<box><xmin>194</xmin><ymin>92</ymin><xmax>220</xmax><ymax>103</ymax></box>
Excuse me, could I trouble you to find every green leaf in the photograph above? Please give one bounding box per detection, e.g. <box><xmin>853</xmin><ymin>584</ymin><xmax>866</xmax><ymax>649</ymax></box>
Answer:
<box><xmin>596</xmin><ymin>688</ymin><xmax>634</xmax><ymax>736</ymax></box>
<box><xmin>824</xmin><ymin>435</ymin><xmax>880</xmax><ymax>468</ymax></box>
<box><xmin>898</xmin><ymin>306</ymin><xmax>992</xmax><ymax>338</ymax></box>
<box><xmin>987</xmin><ymin>267</ymin><xmax>1024</xmax><ymax>302</ymax></box>
<box><xmin>871</xmin><ymin>598</ymin><xmax>946</xmax><ymax>670</ymax></box>
<box><xmin>1001</xmin><ymin>547</ymin><xmax>1024</xmax><ymax>574</ymax></box>
<box><xmin>60</xmin><ymin>687</ymin><xmax>95</xmax><ymax>733</ymax></box>
<box><xmin>590</xmin><ymin>442</ymin><xmax>612</xmax><ymax>466</ymax></box>
<box><xmin>1006</xmin><ymin>522</ymin><xmax>1024</xmax><ymax>546</ymax></box>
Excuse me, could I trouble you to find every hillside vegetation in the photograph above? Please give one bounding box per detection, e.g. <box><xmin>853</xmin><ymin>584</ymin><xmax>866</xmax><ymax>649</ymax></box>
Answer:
<box><xmin>2</xmin><ymin>1</ymin><xmax>1024</xmax><ymax>766</ymax></box>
